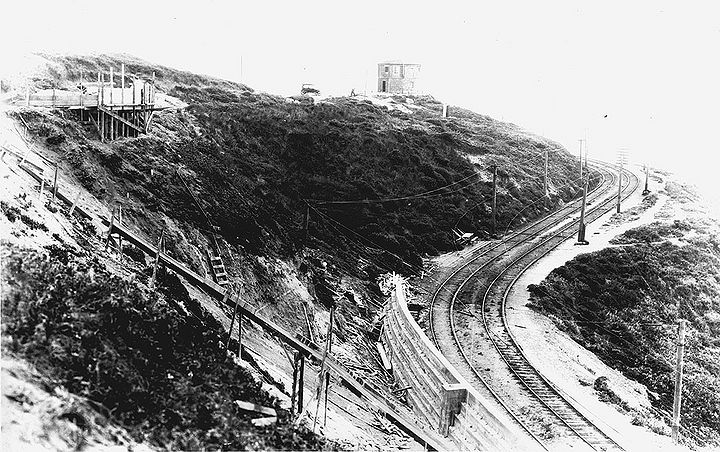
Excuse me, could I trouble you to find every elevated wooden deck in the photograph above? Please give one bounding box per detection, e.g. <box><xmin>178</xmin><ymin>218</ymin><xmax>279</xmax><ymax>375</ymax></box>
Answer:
<box><xmin>14</xmin><ymin>63</ymin><xmax>164</xmax><ymax>141</ymax></box>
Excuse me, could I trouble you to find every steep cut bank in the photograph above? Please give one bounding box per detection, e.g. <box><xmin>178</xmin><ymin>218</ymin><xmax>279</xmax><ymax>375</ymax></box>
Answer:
<box><xmin>528</xmin><ymin>216</ymin><xmax>720</xmax><ymax>447</ymax></box>
<box><xmin>5</xmin><ymin>53</ymin><xmax>588</xmax><ymax>276</ymax></box>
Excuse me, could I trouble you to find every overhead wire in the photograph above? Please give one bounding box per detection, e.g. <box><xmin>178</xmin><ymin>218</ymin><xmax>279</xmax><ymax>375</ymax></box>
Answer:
<box><xmin>307</xmin><ymin>147</ymin><xmax>574</xmax><ymax>207</ymax></box>
<box><xmin>309</xmin><ymin>205</ymin><xmax>424</xmax><ymax>274</ymax></box>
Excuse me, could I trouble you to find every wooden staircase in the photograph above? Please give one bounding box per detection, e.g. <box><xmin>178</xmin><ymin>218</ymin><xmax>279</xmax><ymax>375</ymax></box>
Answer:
<box><xmin>208</xmin><ymin>248</ymin><xmax>229</xmax><ymax>286</ymax></box>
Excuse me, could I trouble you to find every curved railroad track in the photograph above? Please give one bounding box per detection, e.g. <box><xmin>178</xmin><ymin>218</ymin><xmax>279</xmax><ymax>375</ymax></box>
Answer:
<box><xmin>428</xmin><ymin>160</ymin><xmax>639</xmax><ymax>450</ymax></box>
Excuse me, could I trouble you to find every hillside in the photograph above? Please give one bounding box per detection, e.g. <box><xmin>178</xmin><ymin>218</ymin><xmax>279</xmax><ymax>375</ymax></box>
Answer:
<box><xmin>5</xmin><ymin>53</ymin><xmax>589</xmax><ymax>276</ymax></box>
<box><xmin>2</xmin><ymin>53</ymin><xmax>594</xmax><ymax>450</ymax></box>
<box><xmin>528</xmin><ymin>218</ymin><xmax>720</xmax><ymax>446</ymax></box>
<box><xmin>2</xmin><ymin>244</ymin><xmax>334</xmax><ymax>451</ymax></box>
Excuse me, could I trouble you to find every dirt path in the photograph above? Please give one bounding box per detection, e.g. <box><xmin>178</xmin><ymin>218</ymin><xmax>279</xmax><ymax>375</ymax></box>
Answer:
<box><xmin>505</xmin><ymin>167</ymin><xmax>702</xmax><ymax>452</ymax></box>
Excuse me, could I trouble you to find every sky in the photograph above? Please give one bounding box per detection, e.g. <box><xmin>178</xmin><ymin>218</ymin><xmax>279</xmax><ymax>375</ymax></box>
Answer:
<box><xmin>2</xmin><ymin>0</ymin><xmax>719</xmax><ymax>213</ymax></box>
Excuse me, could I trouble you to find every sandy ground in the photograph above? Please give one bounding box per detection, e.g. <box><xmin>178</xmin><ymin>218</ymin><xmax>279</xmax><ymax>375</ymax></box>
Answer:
<box><xmin>1</xmin><ymin>355</ymin><xmax>154</xmax><ymax>452</ymax></box>
<box><xmin>505</xmin><ymin>166</ymin><xmax>716</xmax><ymax>452</ymax></box>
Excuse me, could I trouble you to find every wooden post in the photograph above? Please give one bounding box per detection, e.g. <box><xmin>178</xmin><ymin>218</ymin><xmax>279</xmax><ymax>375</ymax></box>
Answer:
<box><xmin>226</xmin><ymin>291</ymin><xmax>240</xmax><ymax>352</ymax></box>
<box><xmin>491</xmin><ymin>166</ymin><xmax>497</xmax><ymax>237</ymax></box>
<box><xmin>297</xmin><ymin>354</ymin><xmax>305</xmax><ymax>414</ymax></box>
<box><xmin>38</xmin><ymin>171</ymin><xmax>45</xmax><ymax>200</ymax></box>
<box><xmin>304</xmin><ymin>205</ymin><xmax>310</xmax><ymax>241</ymax></box>
<box><xmin>51</xmin><ymin>162</ymin><xmax>58</xmax><ymax>203</ymax></box>
<box><xmin>132</xmin><ymin>78</ymin><xmax>136</xmax><ymax>138</ymax></box>
<box><xmin>109</xmin><ymin>67</ymin><xmax>114</xmax><ymax>140</ymax></box>
<box><xmin>149</xmin><ymin>228</ymin><xmax>166</xmax><ymax>289</ymax></box>
<box><xmin>643</xmin><ymin>164</ymin><xmax>650</xmax><ymax>195</ymax></box>
<box><xmin>617</xmin><ymin>158</ymin><xmax>623</xmax><ymax>213</ymax></box>
<box><xmin>79</xmin><ymin>71</ymin><xmax>84</xmax><ymax>113</ymax></box>
<box><xmin>672</xmin><ymin>320</ymin><xmax>687</xmax><ymax>443</ymax></box>
<box><xmin>121</xmin><ymin>64</ymin><xmax>126</xmax><ymax>137</ymax></box>
<box><xmin>579</xmin><ymin>139</ymin><xmax>583</xmax><ymax>179</ymax></box>
<box><xmin>69</xmin><ymin>192</ymin><xmax>80</xmax><ymax>215</ymax></box>
<box><xmin>117</xmin><ymin>205</ymin><xmax>123</xmax><ymax>261</ymax></box>
<box><xmin>544</xmin><ymin>149</ymin><xmax>549</xmax><ymax>198</ymax></box>
<box><xmin>291</xmin><ymin>352</ymin><xmax>300</xmax><ymax>415</ymax></box>
<box><xmin>313</xmin><ymin>305</ymin><xmax>335</xmax><ymax>431</ymax></box>
<box><xmin>99</xmin><ymin>72</ymin><xmax>105</xmax><ymax>142</ymax></box>
<box><xmin>104</xmin><ymin>206</ymin><xmax>116</xmax><ymax>250</ymax></box>
<box><xmin>323</xmin><ymin>371</ymin><xmax>331</xmax><ymax>426</ymax></box>
<box><xmin>577</xmin><ymin>175</ymin><xmax>589</xmax><ymax>244</ymax></box>
<box><xmin>238</xmin><ymin>310</ymin><xmax>243</xmax><ymax>357</ymax></box>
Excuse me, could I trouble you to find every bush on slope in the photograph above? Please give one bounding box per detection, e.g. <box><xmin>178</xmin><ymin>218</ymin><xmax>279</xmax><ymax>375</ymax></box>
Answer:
<box><xmin>528</xmin><ymin>220</ymin><xmax>720</xmax><ymax>442</ymax></box>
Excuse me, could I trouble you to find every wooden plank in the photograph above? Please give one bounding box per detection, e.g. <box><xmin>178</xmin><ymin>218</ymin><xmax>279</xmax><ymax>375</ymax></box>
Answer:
<box><xmin>97</xmin><ymin>105</ymin><xmax>144</xmax><ymax>134</ymax></box>
<box><xmin>251</xmin><ymin>416</ymin><xmax>277</xmax><ymax>427</ymax></box>
<box><xmin>234</xmin><ymin>400</ymin><xmax>277</xmax><ymax>417</ymax></box>
<box><xmin>376</xmin><ymin>342</ymin><xmax>392</xmax><ymax>372</ymax></box>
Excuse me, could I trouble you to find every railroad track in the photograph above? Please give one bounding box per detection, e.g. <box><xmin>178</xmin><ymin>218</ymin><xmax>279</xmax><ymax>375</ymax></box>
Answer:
<box><xmin>428</xmin><ymin>160</ymin><xmax>639</xmax><ymax>450</ymax></box>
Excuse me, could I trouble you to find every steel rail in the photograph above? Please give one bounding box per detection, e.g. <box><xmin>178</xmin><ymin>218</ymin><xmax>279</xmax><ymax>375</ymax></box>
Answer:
<box><xmin>477</xmin><ymin>164</ymin><xmax>639</xmax><ymax>450</ymax></box>
<box><xmin>427</xmin><ymin>160</ymin><xmax>633</xmax><ymax>449</ymax></box>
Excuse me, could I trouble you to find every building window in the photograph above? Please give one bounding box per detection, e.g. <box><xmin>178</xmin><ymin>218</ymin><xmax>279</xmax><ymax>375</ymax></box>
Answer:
<box><xmin>381</xmin><ymin>80</ymin><xmax>387</xmax><ymax>92</ymax></box>
<box><xmin>384</xmin><ymin>66</ymin><xmax>389</xmax><ymax>73</ymax></box>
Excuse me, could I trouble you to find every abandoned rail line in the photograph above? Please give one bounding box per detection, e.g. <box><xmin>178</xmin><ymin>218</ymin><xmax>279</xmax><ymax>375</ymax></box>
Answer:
<box><xmin>428</xmin><ymin>160</ymin><xmax>639</xmax><ymax>450</ymax></box>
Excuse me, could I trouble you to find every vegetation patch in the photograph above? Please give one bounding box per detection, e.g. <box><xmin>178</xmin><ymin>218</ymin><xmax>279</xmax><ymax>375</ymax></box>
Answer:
<box><xmin>2</xmin><ymin>245</ymin><xmax>335</xmax><ymax>451</ymax></box>
<box><xmin>528</xmin><ymin>220</ymin><xmax>720</xmax><ymax>444</ymax></box>
<box><xmin>1</xmin><ymin>200</ymin><xmax>49</xmax><ymax>232</ymax></box>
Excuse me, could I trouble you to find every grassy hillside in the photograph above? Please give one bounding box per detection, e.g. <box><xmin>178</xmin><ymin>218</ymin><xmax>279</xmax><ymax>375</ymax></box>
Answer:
<box><xmin>1</xmin><ymin>244</ymin><xmax>334</xmax><ymax>450</ymax></box>
<box><xmin>13</xmin><ymin>53</ymin><xmax>589</xmax><ymax>276</ymax></box>
<box><xmin>528</xmin><ymin>219</ymin><xmax>720</xmax><ymax>444</ymax></box>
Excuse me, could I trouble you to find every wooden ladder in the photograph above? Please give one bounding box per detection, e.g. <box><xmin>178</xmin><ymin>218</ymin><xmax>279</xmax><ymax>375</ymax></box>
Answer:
<box><xmin>208</xmin><ymin>248</ymin><xmax>229</xmax><ymax>286</ymax></box>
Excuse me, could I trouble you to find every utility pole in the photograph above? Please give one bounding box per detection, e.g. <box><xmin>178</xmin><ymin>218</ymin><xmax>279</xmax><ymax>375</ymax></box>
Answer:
<box><xmin>576</xmin><ymin>175</ymin><xmax>589</xmax><ymax>244</ymax></box>
<box><xmin>643</xmin><ymin>164</ymin><xmax>650</xmax><ymax>195</ymax></box>
<box><xmin>304</xmin><ymin>205</ymin><xmax>310</xmax><ymax>241</ymax></box>
<box><xmin>149</xmin><ymin>228</ymin><xmax>165</xmax><ymax>290</ymax></box>
<box><xmin>578</xmin><ymin>139</ymin><xmax>584</xmax><ymax>179</ymax></box>
<box><xmin>313</xmin><ymin>305</ymin><xmax>335</xmax><ymax>431</ymax></box>
<box><xmin>544</xmin><ymin>149</ymin><xmax>549</xmax><ymax>198</ymax></box>
<box><xmin>672</xmin><ymin>319</ymin><xmax>687</xmax><ymax>443</ymax></box>
<box><xmin>491</xmin><ymin>166</ymin><xmax>498</xmax><ymax>237</ymax></box>
<box><xmin>616</xmin><ymin>150</ymin><xmax>627</xmax><ymax>213</ymax></box>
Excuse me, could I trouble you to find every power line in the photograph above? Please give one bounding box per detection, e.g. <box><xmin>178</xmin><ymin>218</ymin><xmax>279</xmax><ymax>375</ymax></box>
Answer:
<box><xmin>306</xmin><ymin>147</ymin><xmax>572</xmax><ymax>207</ymax></box>
<box><xmin>309</xmin><ymin>205</ymin><xmax>423</xmax><ymax>274</ymax></box>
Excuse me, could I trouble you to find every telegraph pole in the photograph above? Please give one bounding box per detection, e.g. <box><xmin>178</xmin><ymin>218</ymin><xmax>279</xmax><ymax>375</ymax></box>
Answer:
<box><xmin>491</xmin><ymin>166</ymin><xmax>498</xmax><ymax>237</ymax></box>
<box><xmin>672</xmin><ymin>319</ymin><xmax>687</xmax><ymax>443</ymax></box>
<box><xmin>616</xmin><ymin>150</ymin><xmax>626</xmax><ymax>213</ymax></box>
<box><xmin>578</xmin><ymin>139</ymin><xmax>584</xmax><ymax>179</ymax></box>
<box><xmin>304</xmin><ymin>205</ymin><xmax>310</xmax><ymax>241</ymax></box>
<box><xmin>544</xmin><ymin>149</ymin><xmax>549</xmax><ymax>198</ymax></box>
<box><xmin>576</xmin><ymin>175</ymin><xmax>589</xmax><ymax>244</ymax></box>
<box><xmin>643</xmin><ymin>164</ymin><xmax>650</xmax><ymax>195</ymax></box>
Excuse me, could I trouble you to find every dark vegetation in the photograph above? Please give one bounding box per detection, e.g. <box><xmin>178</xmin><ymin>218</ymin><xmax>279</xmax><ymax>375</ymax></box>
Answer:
<box><xmin>1</xmin><ymin>245</ymin><xmax>335</xmax><ymax>450</ymax></box>
<box><xmin>19</xmin><ymin>53</ymin><xmax>590</xmax><ymax>276</ymax></box>
<box><xmin>528</xmin><ymin>220</ymin><xmax>720</xmax><ymax>443</ymax></box>
<box><xmin>1</xmin><ymin>200</ymin><xmax>49</xmax><ymax>231</ymax></box>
